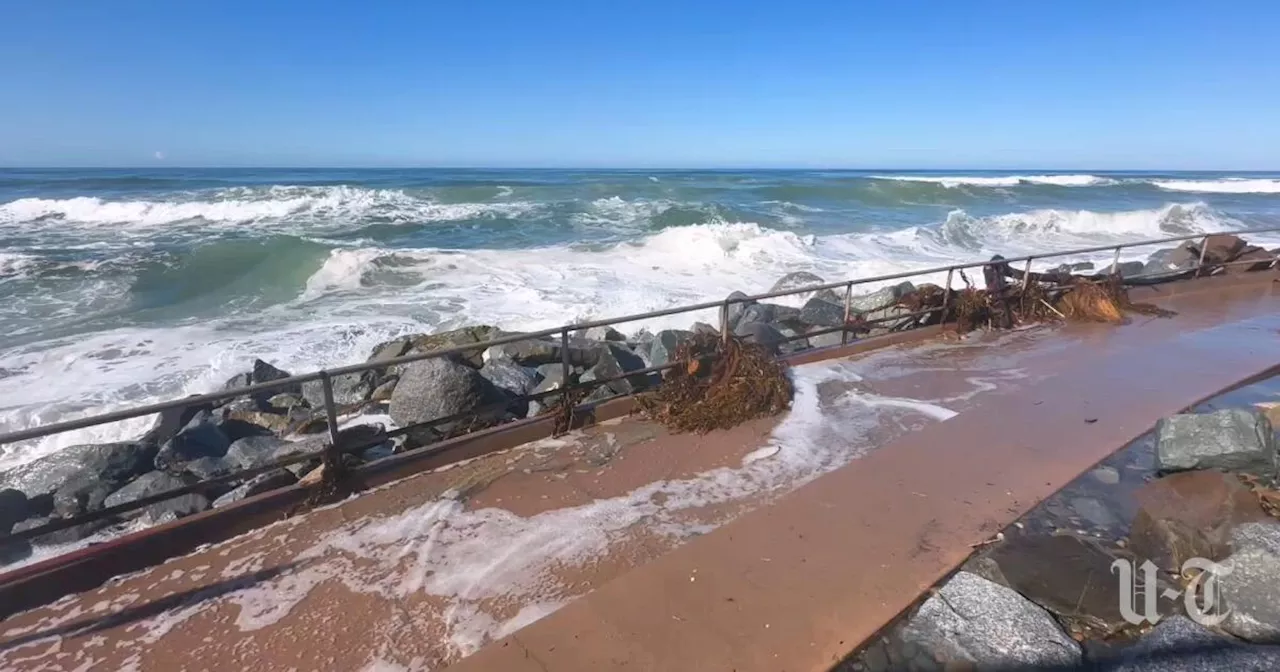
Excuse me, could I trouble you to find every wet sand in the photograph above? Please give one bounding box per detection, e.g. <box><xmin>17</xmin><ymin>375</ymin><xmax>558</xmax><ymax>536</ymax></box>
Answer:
<box><xmin>1</xmin><ymin>274</ymin><xmax>1278</xmax><ymax>671</ymax></box>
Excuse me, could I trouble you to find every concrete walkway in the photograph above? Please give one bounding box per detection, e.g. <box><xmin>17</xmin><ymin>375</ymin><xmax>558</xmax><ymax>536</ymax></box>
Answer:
<box><xmin>1</xmin><ymin>275</ymin><xmax>1278</xmax><ymax>671</ymax></box>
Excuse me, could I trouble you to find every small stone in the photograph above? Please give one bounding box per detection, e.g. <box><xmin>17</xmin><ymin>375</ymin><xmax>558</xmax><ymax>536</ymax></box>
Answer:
<box><xmin>1091</xmin><ymin>466</ymin><xmax>1121</xmax><ymax>485</ymax></box>
<box><xmin>1070</xmin><ymin>496</ymin><xmax>1120</xmax><ymax>528</ymax></box>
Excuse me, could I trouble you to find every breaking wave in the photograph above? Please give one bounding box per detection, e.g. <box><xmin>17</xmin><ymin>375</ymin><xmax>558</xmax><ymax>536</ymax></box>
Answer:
<box><xmin>871</xmin><ymin>174</ymin><xmax>1118</xmax><ymax>188</ymax></box>
<box><xmin>1152</xmin><ymin>178</ymin><xmax>1280</xmax><ymax>194</ymax></box>
<box><xmin>0</xmin><ymin>185</ymin><xmax>538</xmax><ymax>228</ymax></box>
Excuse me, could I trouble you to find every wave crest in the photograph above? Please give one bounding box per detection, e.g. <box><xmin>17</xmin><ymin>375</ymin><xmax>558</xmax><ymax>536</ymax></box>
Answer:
<box><xmin>934</xmin><ymin>202</ymin><xmax>1234</xmax><ymax>250</ymax></box>
<box><xmin>0</xmin><ymin>185</ymin><xmax>536</xmax><ymax>227</ymax></box>
<box><xmin>872</xmin><ymin>174</ymin><xmax>1117</xmax><ymax>188</ymax></box>
<box><xmin>1153</xmin><ymin>178</ymin><xmax>1280</xmax><ymax>194</ymax></box>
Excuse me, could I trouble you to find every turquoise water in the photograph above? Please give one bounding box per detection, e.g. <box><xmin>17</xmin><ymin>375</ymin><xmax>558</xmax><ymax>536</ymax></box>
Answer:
<box><xmin>2</xmin><ymin>168</ymin><xmax>1279</xmax><ymax>466</ymax></box>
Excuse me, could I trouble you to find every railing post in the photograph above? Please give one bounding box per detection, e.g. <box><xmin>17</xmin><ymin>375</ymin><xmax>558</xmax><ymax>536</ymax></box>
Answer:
<box><xmin>940</xmin><ymin>267</ymin><xmax>954</xmax><ymax>322</ymax></box>
<box><xmin>841</xmin><ymin>281</ymin><xmax>854</xmax><ymax>345</ymax></box>
<box><xmin>1021</xmin><ymin>257</ymin><xmax>1034</xmax><ymax>291</ymax></box>
<box><xmin>720</xmin><ymin>299</ymin><xmax>731</xmax><ymax>345</ymax></box>
<box><xmin>319</xmin><ymin>370</ymin><xmax>341</xmax><ymax>470</ymax></box>
<box><xmin>1110</xmin><ymin>246</ymin><xmax>1122</xmax><ymax>276</ymax></box>
<box><xmin>560</xmin><ymin>328</ymin><xmax>572</xmax><ymax>388</ymax></box>
<box><xmin>1194</xmin><ymin>234</ymin><xmax>1211</xmax><ymax>278</ymax></box>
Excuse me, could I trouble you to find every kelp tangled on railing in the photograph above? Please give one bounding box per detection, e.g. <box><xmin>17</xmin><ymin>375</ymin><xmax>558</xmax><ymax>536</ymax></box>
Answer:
<box><xmin>894</xmin><ymin>262</ymin><xmax>1176</xmax><ymax>335</ymax></box>
<box><xmin>635</xmin><ymin>332</ymin><xmax>793</xmax><ymax>433</ymax></box>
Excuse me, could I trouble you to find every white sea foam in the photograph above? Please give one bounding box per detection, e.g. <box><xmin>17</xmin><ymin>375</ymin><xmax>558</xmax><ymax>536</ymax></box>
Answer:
<box><xmin>147</xmin><ymin>359</ymin><xmax>953</xmax><ymax>657</ymax></box>
<box><xmin>1152</xmin><ymin>178</ymin><xmax>1280</xmax><ymax>194</ymax></box>
<box><xmin>0</xmin><ymin>186</ymin><xmax>536</xmax><ymax>229</ymax></box>
<box><xmin>0</xmin><ymin>252</ymin><xmax>36</xmax><ymax>277</ymax></box>
<box><xmin>0</xmin><ymin>202</ymin><xmax>1257</xmax><ymax>470</ymax></box>
<box><xmin>872</xmin><ymin>174</ymin><xmax>1117</xmax><ymax>188</ymax></box>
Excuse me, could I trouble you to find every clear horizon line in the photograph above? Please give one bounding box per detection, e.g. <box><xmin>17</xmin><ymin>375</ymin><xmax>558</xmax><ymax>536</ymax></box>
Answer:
<box><xmin>2</xmin><ymin>165</ymin><xmax>1279</xmax><ymax>173</ymax></box>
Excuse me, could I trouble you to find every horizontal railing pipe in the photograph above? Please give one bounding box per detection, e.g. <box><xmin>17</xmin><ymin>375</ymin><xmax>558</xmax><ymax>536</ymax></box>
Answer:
<box><xmin>2</xmin><ymin>226</ymin><xmax>1277</xmax><ymax>449</ymax></box>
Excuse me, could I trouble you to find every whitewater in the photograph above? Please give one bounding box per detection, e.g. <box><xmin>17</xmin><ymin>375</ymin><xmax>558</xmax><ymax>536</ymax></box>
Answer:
<box><xmin>1</xmin><ymin>168</ymin><xmax>1279</xmax><ymax>469</ymax></box>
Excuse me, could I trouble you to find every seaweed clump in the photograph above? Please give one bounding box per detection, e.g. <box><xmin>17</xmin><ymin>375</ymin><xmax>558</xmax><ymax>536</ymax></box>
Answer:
<box><xmin>636</xmin><ymin>332</ymin><xmax>793</xmax><ymax>433</ymax></box>
<box><xmin>895</xmin><ymin>266</ymin><xmax>1175</xmax><ymax>335</ymax></box>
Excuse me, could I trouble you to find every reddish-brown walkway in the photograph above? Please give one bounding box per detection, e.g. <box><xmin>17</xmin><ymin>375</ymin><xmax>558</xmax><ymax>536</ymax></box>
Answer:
<box><xmin>1</xmin><ymin>275</ymin><xmax>1278</xmax><ymax>671</ymax></box>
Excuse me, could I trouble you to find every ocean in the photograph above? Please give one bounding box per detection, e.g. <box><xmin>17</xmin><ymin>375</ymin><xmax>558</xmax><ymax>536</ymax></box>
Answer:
<box><xmin>2</xmin><ymin>168</ymin><xmax>1280</xmax><ymax>469</ymax></box>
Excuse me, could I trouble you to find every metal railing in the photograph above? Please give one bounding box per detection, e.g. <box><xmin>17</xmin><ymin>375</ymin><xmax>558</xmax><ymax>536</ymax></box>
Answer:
<box><xmin>2</xmin><ymin>227</ymin><xmax>1278</xmax><ymax>544</ymax></box>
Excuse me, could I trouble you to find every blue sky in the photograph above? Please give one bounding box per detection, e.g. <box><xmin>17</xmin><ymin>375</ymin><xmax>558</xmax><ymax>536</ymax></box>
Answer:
<box><xmin>0</xmin><ymin>0</ymin><xmax>1276</xmax><ymax>168</ymax></box>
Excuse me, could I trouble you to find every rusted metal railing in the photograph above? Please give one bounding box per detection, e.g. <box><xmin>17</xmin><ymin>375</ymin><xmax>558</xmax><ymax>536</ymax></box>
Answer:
<box><xmin>2</xmin><ymin>227</ymin><xmax>1278</xmax><ymax>543</ymax></box>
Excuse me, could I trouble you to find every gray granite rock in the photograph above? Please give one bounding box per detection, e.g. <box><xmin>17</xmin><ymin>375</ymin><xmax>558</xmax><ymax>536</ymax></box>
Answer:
<box><xmin>52</xmin><ymin>475</ymin><xmax>116</xmax><ymax>518</ymax></box>
<box><xmin>807</xmin><ymin>330</ymin><xmax>846</xmax><ymax>349</ymax></box>
<box><xmin>798</xmin><ymin>296</ymin><xmax>845</xmax><ymax>328</ymax></box>
<box><xmin>139</xmin><ymin>398</ymin><xmax>214</xmax><ymax>446</ymax></box>
<box><xmin>575</xmin><ymin>325</ymin><xmax>626</xmax><ymax>342</ymax></box>
<box><xmin>366</xmin><ymin>336</ymin><xmax>411</xmax><ymax>364</ymax></box>
<box><xmin>1100</xmin><ymin>260</ymin><xmax>1147</xmax><ymax>277</ymax></box>
<box><xmin>144</xmin><ymin>493</ymin><xmax>209</xmax><ymax>525</ymax></box>
<box><xmin>725</xmin><ymin>290</ymin><xmax>755</xmax><ymax>329</ymax></box>
<box><xmin>0</xmin><ymin>488</ymin><xmax>28</xmax><ymax>535</ymax></box>
<box><xmin>649</xmin><ymin>329</ymin><xmax>694</xmax><ymax>369</ymax></box>
<box><xmin>301</xmin><ymin>372</ymin><xmax>374</xmax><ymax>409</ymax></box>
<box><xmin>769</xmin><ymin>272</ymin><xmax>841</xmax><ymax>304</ymax></box>
<box><xmin>154</xmin><ymin>412</ymin><xmax>231</xmax><ymax>473</ymax></box>
<box><xmin>11</xmin><ymin>515</ymin><xmax>115</xmax><ymax>546</ymax></box>
<box><xmin>479</xmin><ymin>359</ymin><xmax>540</xmax><ymax>397</ymax></box>
<box><xmin>770</xmin><ymin>271</ymin><xmax>825</xmax><ymax>293</ymax></box>
<box><xmin>389</xmin><ymin>356</ymin><xmax>505</xmax><ymax>432</ymax></box>
<box><xmin>0</xmin><ymin>441</ymin><xmax>157</xmax><ymax>501</ymax></box>
<box><xmin>212</xmin><ymin>470</ymin><xmax>299</xmax><ymax>508</ymax></box>
<box><xmin>225</xmin><ymin>435</ymin><xmax>290</xmax><ymax>470</ymax></box>
<box><xmin>737</xmin><ymin>302</ymin><xmax>799</xmax><ymax>327</ymax></box>
<box><xmin>587</xmin><ymin>344</ymin><xmax>651</xmax><ymax>396</ymax></box>
<box><xmin>0</xmin><ymin>535</ymin><xmax>33</xmax><ymax>566</ymax></box>
<box><xmin>183</xmin><ymin>456</ymin><xmax>234</xmax><ymax>481</ymax></box>
<box><xmin>103</xmin><ymin>471</ymin><xmax>190</xmax><ymax>514</ymax></box>
<box><xmin>1105</xmin><ymin>615</ymin><xmax>1280</xmax><ymax>672</ymax></box>
<box><xmin>392</xmin><ymin>326</ymin><xmax>502</xmax><ymax>369</ymax></box>
<box><xmin>1231</xmin><ymin>521</ymin><xmax>1280</xmax><ymax>556</ymax></box>
<box><xmin>733</xmin><ymin>321</ymin><xmax>787</xmax><ymax>354</ymax></box>
<box><xmin>221</xmin><ymin>359</ymin><xmax>298</xmax><ymax>408</ymax></box>
<box><xmin>1221</xmin><ymin>542</ymin><xmax>1280</xmax><ymax>642</ymax></box>
<box><xmin>899</xmin><ymin>571</ymin><xmax>1080</xmax><ymax>669</ymax></box>
<box><xmin>849</xmin><ymin>282</ymin><xmax>915</xmax><ymax>314</ymax></box>
<box><xmin>1155</xmin><ymin>408</ymin><xmax>1276</xmax><ymax>476</ymax></box>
